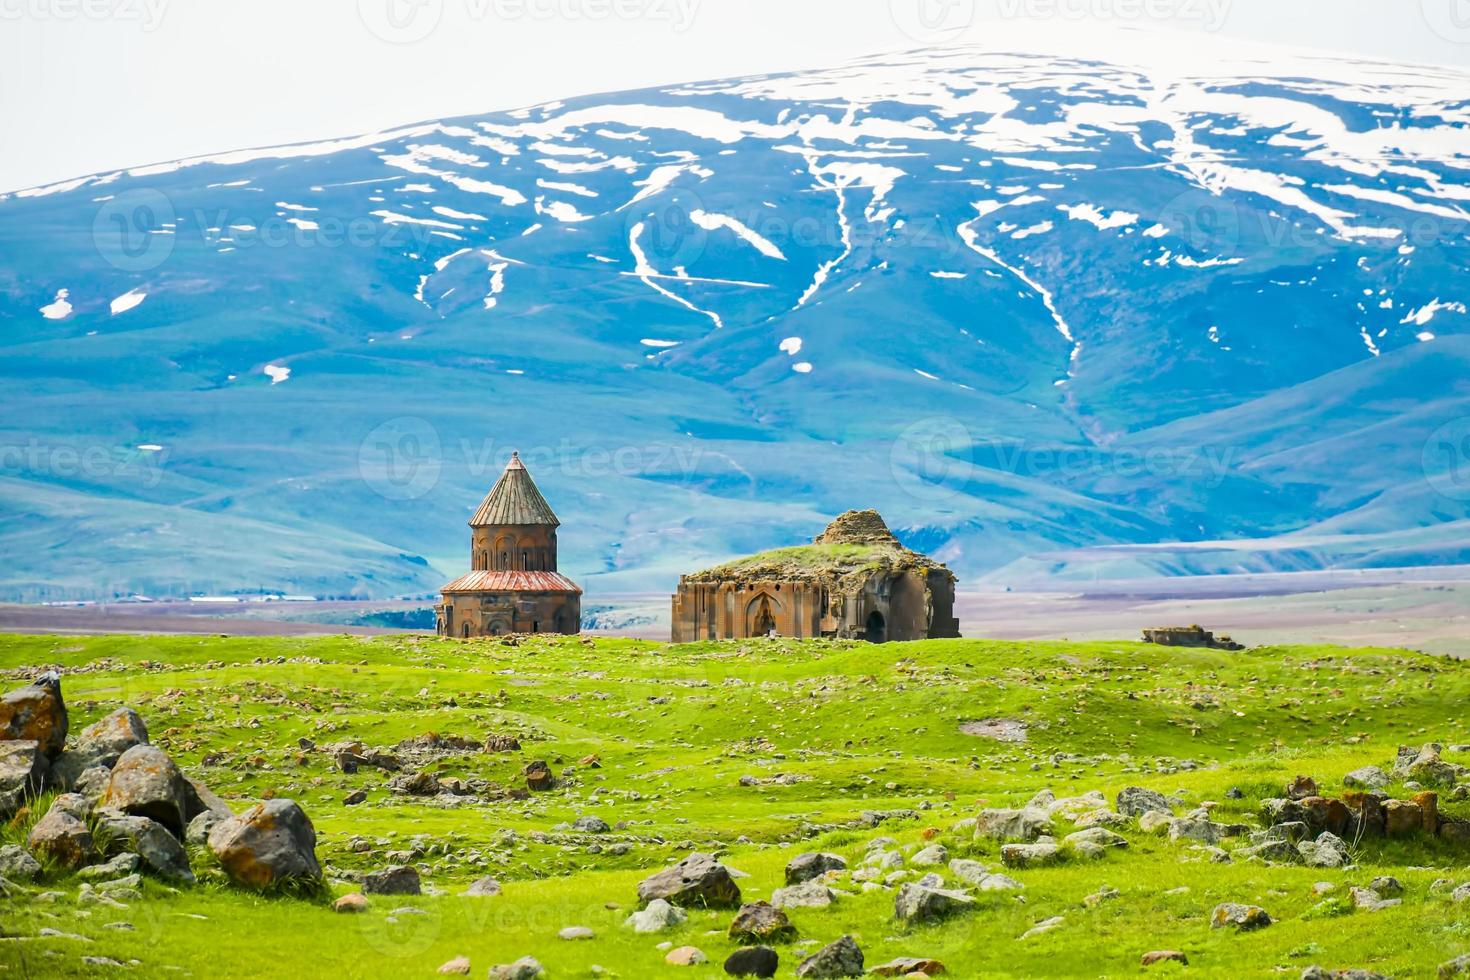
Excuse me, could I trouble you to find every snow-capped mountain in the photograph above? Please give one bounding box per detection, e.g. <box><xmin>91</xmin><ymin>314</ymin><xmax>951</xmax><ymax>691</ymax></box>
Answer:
<box><xmin>3</xmin><ymin>30</ymin><xmax>1469</xmax><ymax>600</ymax></box>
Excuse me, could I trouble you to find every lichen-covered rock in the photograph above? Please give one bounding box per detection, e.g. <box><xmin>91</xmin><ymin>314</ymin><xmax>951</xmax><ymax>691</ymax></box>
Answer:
<box><xmin>1408</xmin><ymin>746</ymin><xmax>1458</xmax><ymax>788</ymax></box>
<box><xmin>1210</xmin><ymin>902</ymin><xmax>1272</xmax><ymax>930</ymax></box>
<box><xmin>185</xmin><ymin>811</ymin><xmax>223</xmax><ymax>846</ymax></box>
<box><xmin>1117</xmin><ymin>787</ymin><xmax>1171</xmax><ymax>817</ymax></box>
<box><xmin>974</xmin><ymin>807</ymin><xmax>1053</xmax><ymax>841</ymax></box>
<box><xmin>1297</xmin><ymin>832</ymin><xmax>1351</xmax><ymax>868</ymax></box>
<box><xmin>870</xmin><ymin>958</ymin><xmax>946</xmax><ymax>977</ymax></box>
<box><xmin>785</xmin><ymin>851</ymin><xmax>846</xmax><ymax>884</ymax></box>
<box><xmin>52</xmin><ymin>708</ymin><xmax>148</xmax><ymax>789</ymax></box>
<box><xmin>487</xmin><ymin>957</ymin><xmax>544</xmax><ymax>980</ymax></box>
<box><xmin>1064</xmin><ymin>827</ymin><xmax>1128</xmax><ymax>850</ymax></box>
<box><xmin>0</xmin><ymin>740</ymin><xmax>47</xmax><ymax>816</ymax></box>
<box><xmin>182</xmin><ymin>777</ymin><xmax>232</xmax><ymax>822</ymax></box>
<box><xmin>207</xmin><ymin>799</ymin><xmax>321</xmax><ymax>890</ymax></box>
<box><xmin>637</xmin><ymin>852</ymin><xmax>742</xmax><ymax>908</ymax></box>
<box><xmin>100</xmin><ymin>744</ymin><xmax>189</xmax><ymax>838</ymax></box>
<box><xmin>1344</xmin><ymin>766</ymin><xmax>1389</xmax><ymax>791</ymax></box>
<box><xmin>1384</xmin><ymin>799</ymin><xmax>1424</xmax><ymax>838</ymax></box>
<box><xmin>910</xmin><ymin>844</ymin><xmax>948</xmax><ymax>866</ymax></box>
<box><xmin>728</xmin><ymin>901</ymin><xmax>795</xmax><ymax>943</ymax></box>
<box><xmin>0</xmin><ymin>844</ymin><xmax>42</xmax><ymax>881</ymax></box>
<box><xmin>1241</xmin><ymin>839</ymin><xmax>1301</xmax><ymax>864</ymax></box>
<box><xmin>523</xmin><ymin>760</ymin><xmax>555</xmax><ymax>791</ymax></box>
<box><xmin>724</xmin><ymin>947</ymin><xmax>779</xmax><ymax>979</ymax></box>
<box><xmin>27</xmin><ymin>804</ymin><xmax>94</xmax><ymax>869</ymax></box>
<box><xmin>96</xmin><ymin>812</ymin><xmax>195</xmax><ymax>882</ymax></box>
<box><xmin>0</xmin><ymin>673</ymin><xmax>67</xmax><ymax>759</ymax></box>
<box><xmin>772</xmin><ymin>877</ymin><xmax>834</xmax><ymax>909</ymax></box>
<box><xmin>625</xmin><ymin>897</ymin><xmax>686</xmax><ymax>932</ymax></box>
<box><xmin>894</xmin><ymin>882</ymin><xmax>975</xmax><ymax>923</ymax></box>
<box><xmin>796</xmin><ymin>936</ymin><xmax>864</xmax><ymax>979</ymax></box>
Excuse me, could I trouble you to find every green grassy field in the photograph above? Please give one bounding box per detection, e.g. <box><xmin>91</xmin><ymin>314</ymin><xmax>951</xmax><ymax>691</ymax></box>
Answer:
<box><xmin>3</xmin><ymin>632</ymin><xmax>1469</xmax><ymax>979</ymax></box>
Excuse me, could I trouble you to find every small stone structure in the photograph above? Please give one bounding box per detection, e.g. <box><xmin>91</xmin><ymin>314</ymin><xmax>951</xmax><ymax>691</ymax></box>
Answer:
<box><xmin>670</xmin><ymin>510</ymin><xmax>960</xmax><ymax>644</ymax></box>
<box><xmin>437</xmin><ymin>452</ymin><xmax>581</xmax><ymax>637</ymax></box>
<box><xmin>1142</xmin><ymin>625</ymin><xmax>1243</xmax><ymax>651</ymax></box>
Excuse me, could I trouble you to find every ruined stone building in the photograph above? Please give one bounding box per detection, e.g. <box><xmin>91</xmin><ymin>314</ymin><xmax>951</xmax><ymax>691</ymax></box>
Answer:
<box><xmin>670</xmin><ymin>510</ymin><xmax>960</xmax><ymax>644</ymax></box>
<box><xmin>436</xmin><ymin>452</ymin><xmax>581</xmax><ymax>637</ymax></box>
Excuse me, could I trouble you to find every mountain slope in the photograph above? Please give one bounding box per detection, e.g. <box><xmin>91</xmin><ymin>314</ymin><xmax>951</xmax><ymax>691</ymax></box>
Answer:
<box><xmin>1</xmin><ymin>32</ymin><xmax>1468</xmax><ymax>600</ymax></box>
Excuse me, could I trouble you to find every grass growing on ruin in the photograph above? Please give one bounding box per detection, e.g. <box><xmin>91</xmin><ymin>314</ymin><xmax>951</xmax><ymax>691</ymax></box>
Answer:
<box><xmin>2</xmin><ymin>632</ymin><xmax>1470</xmax><ymax>978</ymax></box>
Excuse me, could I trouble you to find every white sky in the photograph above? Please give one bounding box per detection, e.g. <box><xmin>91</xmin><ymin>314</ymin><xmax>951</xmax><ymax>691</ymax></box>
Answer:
<box><xmin>2</xmin><ymin>0</ymin><xmax>1467</xmax><ymax>193</ymax></box>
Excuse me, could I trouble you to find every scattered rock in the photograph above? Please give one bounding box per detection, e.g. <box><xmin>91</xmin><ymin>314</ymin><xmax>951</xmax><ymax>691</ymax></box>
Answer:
<box><xmin>463</xmin><ymin>876</ymin><xmax>501</xmax><ymax>897</ymax></box>
<box><xmin>1117</xmin><ymin>787</ymin><xmax>1171</xmax><ymax>817</ymax></box>
<box><xmin>52</xmin><ymin>708</ymin><xmax>148</xmax><ymax>789</ymax></box>
<box><xmin>0</xmin><ymin>844</ymin><xmax>42</xmax><ymax>881</ymax></box>
<box><xmin>975</xmin><ymin>807</ymin><xmax>1053</xmax><ymax>841</ymax></box>
<box><xmin>1287</xmin><ymin>775</ymin><xmax>1319</xmax><ymax>800</ymax></box>
<box><xmin>1138</xmin><ymin>811</ymin><xmax>1173</xmax><ymax>835</ymax></box>
<box><xmin>437</xmin><ymin>956</ymin><xmax>471</xmax><ymax>975</ymax></box>
<box><xmin>77</xmin><ymin>853</ymin><xmax>139</xmax><ymax>881</ymax></box>
<box><xmin>185</xmin><ymin>811</ymin><xmax>222</xmax><ymax>846</ymax></box>
<box><xmin>1142</xmin><ymin>951</ymin><xmax>1188</xmax><ymax>967</ymax></box>
<box><xmin>99</xmin><ymin>744</ymin><xmax>189</xmax><ymax>837</ymax></box>
<box><xmin>666</xmin><ymin>946</ymin><xmax>708</xmax><ymax>967</ymax></box>
<box><xmin>1350</xmin><ymin>886</ymin><xmax>1400</xmax><ymax>911</ymax></box>
<box><xmin>796</xmin><ymin>936</ymin><xmax>864</xmax><ymax>978</ymax></box>
<box><xmin>772</xmin><ymin>878</ymin><xmax>834</xmax><ymax>909</ymax></box>
<box><xmin>1084</xmin><ymin>885</ymin><xmax>1121</xmax><ymax>908</ymax></box>
<box><xmin>343</xmin><ymin>789</ymin><xmax>367</xmax><ymax>806</ymax></box>
<box><xmin>333</xmin><ymin>893</ymin><xmax>369</xmax><ymax>913</ymax></box>
<box><xmin>0</xmin><ymin>673</ymin><xmax>67</xmax><ymax>758</ymax></box>
<box><xmin>1000</xmin><ymin>842</ymin><xmax>1061</xmax><ymax>869</ymax></box>
<box><xmin>207</xmin><ymin>799</ymin><xmax>321</xmax><ymax>890</ymax></box>
<box><xmin>1021</xmin><ymin>916</ymin><xmax>1065</xmax><ymax>939</ymax></box>
<box><xmin>910</xmin><ymin>844</ymin><xmax>948</xmax><ymax>867</ymax></box>
<box><xmin>1384</xmin><ymin>799</ymin><xmax>1424</xmax><ymax>838</ymax></box>
<box><xmin>626</xmin><ymin>898</ymin><xmax>687</xmax><ymax>932</ymax></box>
<box><xmin>559</xmin><ymin>926</ymin><xmax>595</xmax><ymax>941</ymax></box>
<box><xmin>524</xmin><ymin>760</ymin><xmax>555</xmax><ymax>792</ymax></box>
<box><xmin>724</xmin><ymin>946</ymin><xmax>779</xmax><ymax>978</ymax></box>
<box><xmin>894</xmin><ymin>882</ymin><xmax>975</xmax><ymax>924</ymax></box>
<box><xmin>1370</xmin><ymin>876</ymin><xmax>1403</xmax><ymax>897</ymax></box>
<box><xmin>729</xmin><ymin>901</ymin><xmax>795</xmax><ymax>943</ymax></box>
<box><xmin>0</xmin><ymin>740</ymin><xmax>48</xmax><ymax>816</ymax></box>
<box><xmin>637</xmin><ymin>852</ymin><xmax>742</xmax><ymax>908</ymax></box>
<box><xmin>870</xmin><ymin>958</ymin><xmax>945</xmax><ymax>977</ymax></box>
<box><xmin>387</xmin><ymin>770</ymin><xmax>439</xmax><ymax>796</ymax></box>
<box><xmin>573</xmin><ymin>816</ymin><xmax>610</xmax><ymax>834</ymax></box>
<box><xmin>1344</xmin><ymin>766</ymin><xmax>1389</xmax><ymax>792</ymax></box>
<box><xmin>487</xmin><ymin>957</ymin><xmax>544</xmax><ymax>980</ymax></box>
<box><xmin>1440</xmin><ymin>953</ymin><xmax>1470</xmax><ymax>978</ymax></box>
<box><xmin>785</xmin><ymin>852</ymin><xmax>846</xmax><ymax>884</ymax></box>
<box><xmin>1064</xmin><ymin>827</ymin><xmax>1128</xmax><ymax>850</ymax></box>
<box><xmin>1408</xmin><ymin>745</ymin><xmax>1458</xmax><ymax>788</ymax></box>
<box><xmin>96</xmin><ymin>813</ymin><xmax>194</xmax><ymax>882</ymax></box>
<box><xmin>1298</xmin><ymin>832</ymin><xmax>1351</xmax><ymax>869</ymax></box>
<box><xmin>363</xmin><ymin>865</ymin><xmax>421</xmax><ymax>896</ymax></box>
<box><xmin>947</xmin><ymin>859</ymin><xmax>989</xmax><ymax>886</ymax></box>
<box><xmin>1210</xmin><ymin>903</ymin><xmax>1271</xmax><ymax>930</ymax></box>
<box><xmin>27</xmin><ymin>802</ymin><xmax>94</xmax><ymax>869</ymax></box>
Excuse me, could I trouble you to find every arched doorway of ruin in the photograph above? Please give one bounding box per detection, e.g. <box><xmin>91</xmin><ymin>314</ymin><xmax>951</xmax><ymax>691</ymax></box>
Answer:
<box><xmin>866</xmin><ymin>610</ymin><xmax>887</xmax><ymax>644</ymax></box>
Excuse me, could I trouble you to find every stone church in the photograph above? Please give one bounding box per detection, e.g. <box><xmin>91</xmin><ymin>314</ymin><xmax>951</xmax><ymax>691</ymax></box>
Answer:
<box><xmin>670</xmin><ymin>510</ymin><xmax>960</xmax><ymax>643</ymax></box>
<box><xmin>436</xmin><ymin>452</ymin><xmax>582</xmax><ymax>637</ymax></box>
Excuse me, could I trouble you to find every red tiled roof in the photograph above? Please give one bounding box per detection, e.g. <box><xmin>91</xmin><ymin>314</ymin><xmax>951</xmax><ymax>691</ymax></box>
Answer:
<box><xmin>440</xmin><ymin>571</ymin><xmax>582</xmax><ymax>595</ymax></box>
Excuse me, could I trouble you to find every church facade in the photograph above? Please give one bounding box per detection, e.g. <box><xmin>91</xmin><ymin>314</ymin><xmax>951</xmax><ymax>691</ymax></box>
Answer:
<box><xmin>670</xmin><ymin>510</ymin><xmax>960</xmax><ymax>644</ymax></box>
<box><xmin>436</xmin><ymin>452</ymin><xmax>582</xmax><ymax>637</ymax></box>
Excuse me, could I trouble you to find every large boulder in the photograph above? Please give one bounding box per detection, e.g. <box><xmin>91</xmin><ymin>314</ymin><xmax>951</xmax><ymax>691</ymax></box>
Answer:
<box><xmin>96</xmin><ymin>812</ymin><xmax>195</xmax><ymax>882</ymax></box>
<box><xmin>785</xmin><ymin>852</ymin><xmax>846</xmax><ymax>884</ymax></box>
<box><xmin>974</xmin><ymin>807</ymin><xmax>1053</xmax><ymax>841</ymax></box>
<box><xmin>1344</xmin><ymin>766</ymin><xmax>1389</xmax><ymax>792</ymax></box>
<box><xmin>637</xmin><ymin>852</ymin><xmax>742</xmax><ymax>908</ymax></box>
<box><xmin>1117</xmin><ymin>787</ymin><xmax>1171</xmax><ymax>817</ymax></box>
<box><xmin>100</xmin><ymin>744</ymin><xmax>189</xmax><ymax>837</ymax></box>
<box><xmin>894</xmin><ymin>882</ymin><xmax>975</xmax><ymax>923</ymax></box>
<box><xmin>0</xmin><ymin>844</ymin><xmax>42</xmax><ymax>882</ymax></box>
<box><xmin>1408</xmin><ymin>746</ymin><xmax>1458</xmax><ymax>788</ymax></box>
<box><xmin>27</xmin><ymin>801</ymin><xmax>95</xmax><ymax>869</ymax></box>
<box><xmin>0</xmin><ymin>673</ymin><xmax>67</xmax><ymax>759</ymax></box>
<box><xmin>796</xmin><ymin>936</ymin><xmax>864</xmax><ymax>978</ymax></box>
<box><xmin>52</xmin><ymin>708</ymin><xmax>148</xmax><ymax>789</ymax></box>
<box><xmin>207</xmin><ymin>799</ymin><xmax>321</xmax><ymax>890</ymax></box>
<box><xmin>182</xmin><ymin>777</ymin><xmax>232</xmax><ymax>822</ymax></box>
<box><xmin>0</xmin><ymin>740</ymin><xmax>47</xmax><ymax>816</ymax></box>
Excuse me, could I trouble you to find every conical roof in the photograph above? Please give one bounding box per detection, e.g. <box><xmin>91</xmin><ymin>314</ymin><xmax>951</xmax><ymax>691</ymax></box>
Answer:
<box><xmin>469</xmin><ymin>452</ymin><xmax>560</xmax><ymax>527</ymax></box>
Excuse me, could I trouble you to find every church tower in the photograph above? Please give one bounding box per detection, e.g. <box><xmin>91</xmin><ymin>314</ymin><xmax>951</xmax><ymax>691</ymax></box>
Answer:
<box><xmin>437</xmin><ymin>452</ymin><xmax>582</xmax><ymax>637</ymax></box>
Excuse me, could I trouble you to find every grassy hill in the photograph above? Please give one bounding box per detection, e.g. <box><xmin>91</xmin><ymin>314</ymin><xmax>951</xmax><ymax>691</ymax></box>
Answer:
<box><xmin>3</xmin><ymin>632</ymin><xmax>1470</xmax><ymax>977</ymax></box>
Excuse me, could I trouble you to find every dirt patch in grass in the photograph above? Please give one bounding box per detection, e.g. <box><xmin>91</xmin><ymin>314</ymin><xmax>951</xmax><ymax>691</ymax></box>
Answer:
<box><xmin>960</xmin><ymin>718</ymin><xmax>1028</xmax><ymax>742</ymax></box>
